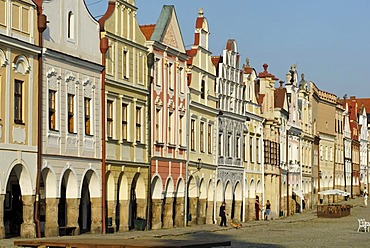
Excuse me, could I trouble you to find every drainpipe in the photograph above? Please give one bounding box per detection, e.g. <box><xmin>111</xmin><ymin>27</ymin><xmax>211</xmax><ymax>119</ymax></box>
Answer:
<box><xmin>286</xmin><ymin>128</ymin><xmax>289</xmax><ymax>216</ymax></box>
<box><xmin>146</xmin><ymin>53</ymin><xmax>154</xmax><ymax>230</ymax></box>
<box><xmin>184</xmin><ymin>82</ymin><xmax>190</xmax><ymax>227</ymax></box>
<box><xmin>100</xmin><ymin>37</ymin><xmax>109</xmax><ymax>234</ymax></box>
<box><xmin>35</xmin><ymin>1</ymin><xmax>47</xmax><ymax>238</ymax></box>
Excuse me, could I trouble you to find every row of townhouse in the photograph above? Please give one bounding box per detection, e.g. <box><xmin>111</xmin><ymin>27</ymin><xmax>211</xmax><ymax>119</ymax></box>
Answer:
<box><xmin>0</xmin><ymin>0</ymin><xmax>369</xmax><ymax>239</ymax></box>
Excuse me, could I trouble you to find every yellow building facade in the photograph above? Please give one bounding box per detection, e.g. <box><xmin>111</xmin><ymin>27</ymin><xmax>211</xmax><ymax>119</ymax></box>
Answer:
<box><xmin>0</xmin><ymin>0</ymin><xmax>40</xmax><ymax>238</ymax></box>
<box><xmin>99</xmin><ymin>0</ymin><xmax>149</xmax><ymax>232</ymax></box>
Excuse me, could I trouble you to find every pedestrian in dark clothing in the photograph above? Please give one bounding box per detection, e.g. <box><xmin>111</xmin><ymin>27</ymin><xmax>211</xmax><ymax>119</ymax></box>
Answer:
<box><xmin>265</xmin><ymin>200</ymin><xmax>271</xmax><ymax>220</ymax></box>
<box><xmin>219</xmin><ymin>202</ymin><xmax>227</xmax><ymax>227</ymax></box>
<box><xmin>255</xmin><ymin>196</ymin><xmax>261</xmax><ymax>220</ymax></box>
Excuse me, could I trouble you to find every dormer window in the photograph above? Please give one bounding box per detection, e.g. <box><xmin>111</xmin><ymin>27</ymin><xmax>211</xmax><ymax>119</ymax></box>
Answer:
<box><xmin>67</xmin><ymin>11</ymin><xmax>75</xmax><ymax>39</ymax></box>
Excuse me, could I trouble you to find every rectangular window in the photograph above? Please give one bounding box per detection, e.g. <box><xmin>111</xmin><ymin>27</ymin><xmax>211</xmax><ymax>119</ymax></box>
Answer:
<box><xmin>49</xmin><ymin>90</ymin><xmax>56</xmax><ymax>130</ymax></box>
<box><xmin>168</xmin><ymin>63</ymin><xmax>173</xmax><ymax>90</ymax></box>
<box><xmin>201</xmin><ymin>79</ymin><xmax>205</xmax><ymax>99</ymax></box>
<box><xmin>256</xmin><ymin>138</ymin><xmax>260</xmax><ymax>163</ymax></box>
<box><xmin>200</xmin><ymin>122</ymin><xmax>204</xmax><ymax>152</ymax></box>
<box><xmin>236</xmin><ymin>137</ymin><xmax>240</xmax><ymax>158</ymax></box>
<box><xmin>208</xmin><ymin>124</ymin><xmax>212</xmax><ymax>154</ymax></box>
<box><xmin>227</xmin><ymin>135</ymin><xmax>231</xmax><ymax>157</ymax></box>
<box><xmin>107</xmin><ymin>100</ymin><xmax>113</xmax><ymax>138</ymax></box>
<box><xmin>191</xmin><ymin>119</ymin><xmax>195</xmax><ymax>151</ymax></box>
<box><xmin>67</xmin><ymin>94</ymin><xmax>74</xmax><ymax>133</ymax></box>
<box><xmin>14</xmin><ymin>80</ymin><xmax>23</xmax><ymax>124</ymax></box>
<box><xmin>155</xmin><ymin>59</ymin><xmax>160</xmax><ymax>86</ymax></box>
<box><xmin>123</xmin><ymin>50</ymin><xmax>128</xmax><ymax>79</ymax></box>
<box><xmin>179</xmin><ymin>115</ymin><xmax>184</xmax><ymax>146</ymax></box>
<box><xmin>84</xmin><ymin>97</ymin><xmax>91</xmax><ymax>135</ymax></box>
<box><xmin>243</xmin><ymin>135</ymin><xmax>247</xmax><ymax>162</ymax></box>
<box><xmin>219</xmin><ymin>133</ymin><xmax>223</xmax><ymax>157</ymax></box>
<box><xmin>136</xmin><ymin>107</ymin><xmax>141</xmax><ymax>142</ymax></box>
<box><xmin>155</xmin><ymin>108</ymin><xmax>160</xmax><ymax>142</ymax></box>
<box><xmin>179</xmin><ymin>67</ymin><xmax>184</xmax><ymax>93</ymax></box>
<box><xmin>250</xmin><ymin>137</ymin><xmax>253</xmax><ymax>162</ymax></box>
<box><xmin>122</xmin><ymin>103</ymin><xmax>128</xmax><ymax>140</ymax></box>
<box><xmin>168</xmin><ymin>111</ymin><xmax>173</xmax><ymax>144</ymax></box>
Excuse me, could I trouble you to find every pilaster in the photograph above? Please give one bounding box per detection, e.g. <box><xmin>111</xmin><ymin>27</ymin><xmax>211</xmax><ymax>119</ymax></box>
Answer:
<box><xmin>151</xmin><ymin>199</ymin><xmax>162</xmax><ymax>230</ymax></box>
<box><xmin>44</xmin><ymin>198</ymin><xmax>58</xmax><ymax>237</ymax></box>
<box><xmin>90</xmin><ymin>197</ymin><xmax>102</xmax><ymax>234</ymax></box>
<box><xmin>20</xmin><ymin>195</ymin><xmax>36</xmax><ymax>238</ymax></box>
<box><xmin>162</xmin><ymin>197</ymin><xmax>173</xmax><ymax>228</ymax></box>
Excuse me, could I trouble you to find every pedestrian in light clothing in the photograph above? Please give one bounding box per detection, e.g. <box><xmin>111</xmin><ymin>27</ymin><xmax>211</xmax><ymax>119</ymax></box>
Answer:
<box><xmin>364</xmin><ymin>193</ymin><xmax>368</xmax><ymax>207</ymax></box>
<box><xmin>219</xmin><ymin>202</ymin><xmax>227</xmax><ymax>227</ymax></box>
<box><xmin>264</xmin><ymin>200</ymin><xmax>271</xmax><ymax>220</ymax></box>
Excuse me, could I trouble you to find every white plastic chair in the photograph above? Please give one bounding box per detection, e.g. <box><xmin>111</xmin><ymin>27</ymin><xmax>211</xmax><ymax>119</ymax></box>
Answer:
<box><xmin>357</xmin><ymin>219</ymin><xmax>370</xmax><ymax>232</ymax></box>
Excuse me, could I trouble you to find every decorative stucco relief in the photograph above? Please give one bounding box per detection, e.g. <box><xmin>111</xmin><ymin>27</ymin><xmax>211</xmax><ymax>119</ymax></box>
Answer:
<box><xmin>163</xmin><ymin>24</ymin><xmax>178</xmax><ymax>49</ymax></box>
<box><xmin>13</xmin><ymin>126</ymin><xmax>26</xmax><ymax>144</ymax></box>
<box><xmin>47</xmin><ymin>133</ymin><xmax>60</xmax><ymax>146</ymax></box>
<box><xmin>217</xmin><ymin>168</ymin><xmax>243</xmax><ymax>187</ymax></box>
<box><xmin>84</xmin><ymin>137</ymin><xmax>95</xmax><ymax>149</ymax></box>
<box><xmin>66</xmin><ymin>136</ymin><xmax>78</xmax><ymax>148</ymax></box>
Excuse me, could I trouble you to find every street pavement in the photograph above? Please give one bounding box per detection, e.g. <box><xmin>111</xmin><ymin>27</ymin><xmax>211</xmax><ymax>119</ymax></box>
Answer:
<box><xmin>4</xmin><ymin>196</ymin><xmax>370</xmax><ymax>247</ymax></box>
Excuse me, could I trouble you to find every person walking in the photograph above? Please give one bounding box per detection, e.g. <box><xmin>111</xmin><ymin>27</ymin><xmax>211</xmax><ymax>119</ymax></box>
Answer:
<box><xmin>219</xmin><ymin>202</ymin><xmax>228</xmax><ymax>227</ymax></box>
<box><xmin>264</xmin><ymin>200</ymin><xmax>271</xmax><ymax>220</ymax></box>
<box><xmin>364</xmin><ymin>193</ymin><xmax>368</xmax><ymax>207</ymax></box>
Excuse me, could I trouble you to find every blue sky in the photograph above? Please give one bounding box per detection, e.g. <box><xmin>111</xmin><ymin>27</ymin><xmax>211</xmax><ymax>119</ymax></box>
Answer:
<box><xmin>85</xmin><ymin>0</ymin><xmax>370</xmax><ymax>99</ymax></box>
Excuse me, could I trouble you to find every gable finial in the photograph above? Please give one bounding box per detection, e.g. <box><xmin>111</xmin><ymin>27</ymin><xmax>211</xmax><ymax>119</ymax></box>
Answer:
<box><xmin>198</xmin><ymin>7</ymin><xmax>204</xmax><ymax>17</ymax></box>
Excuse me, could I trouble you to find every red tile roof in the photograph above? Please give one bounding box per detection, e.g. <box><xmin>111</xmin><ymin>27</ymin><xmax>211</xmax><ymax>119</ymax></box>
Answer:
<box><xmin>186</xmin><ymin>49</ymin><xmax>197</xmax><ymax>66</ymax></box>
<box><xmin>139</xmin><ymin>24</ymin><xmax>156</xmax><ymax>40</ymax></box>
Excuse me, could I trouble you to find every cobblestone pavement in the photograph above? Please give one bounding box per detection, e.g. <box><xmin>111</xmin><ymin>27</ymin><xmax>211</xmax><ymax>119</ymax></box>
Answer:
<box><xmin>3</xmin><ymin>196</ymin><xmax>370</xmax><ymax>248</ymax></box>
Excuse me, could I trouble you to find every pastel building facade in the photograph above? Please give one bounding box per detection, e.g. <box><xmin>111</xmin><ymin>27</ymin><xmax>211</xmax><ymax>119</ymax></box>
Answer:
<box><xmin>100</xmin><ymin>0</ymin><xmax>150</xmax><ymax>232</ymax></box>
<box><xmin>186</xmin><ymin>9</ymin><xmax>218</xmax><ymax>225</ymax></box>
<box><xmin>213</xmin><ymin>39</ymin><xmax>245</xmax><ymax>223</ymax></box>
<box><xmin>243</xmin><ymin>61</ymin><xmax>264</xmax><ymax>221</ymax></box>
<box><xmin>0</xmin><ymin>0</ymin><xmax>40</xmax><ymax>238</ymax></box>
<box><xmin>40</xmin><ymin>0</ymin><xmax>103</xmax><ymax>236</ymax></box>
<box><xmin>258</xmin><ymin>63</ymin><xmax>280</xmax><ymax>218</ymax></box>
<box><xmin>140</xmin><ymin>5</ymin><xmax>188</xmax><ymax>229</ymax></box>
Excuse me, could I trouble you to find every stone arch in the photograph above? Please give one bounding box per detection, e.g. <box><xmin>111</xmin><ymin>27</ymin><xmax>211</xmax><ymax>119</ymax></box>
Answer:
<box><xmin>41</xmin><ymin>167</ymin><xmax>57</xmax><ymax>198</ymax></box>
<box><xmin>199</xmin><ymin>178</ymin><xmax>207</xmax><ymax>200</ymax></box>
<box><xmin>106</xmin><ymin>171</ymin><xmax>115</xmax><ymax>202</ymax></box>
<box><xmin>4</xmin><ymin>162</ymin><xmax>34</xmax><ymax>237</ymax></box>
<box><xmin>164</xmin><ymin>177</ymin><xmax>174</xmax><ymax>198</ymax></box>
<box><xmin>151</xmin><ymin>175</ymin><xmax>163</xmax><ymax>199</ymax></box>
<box><xmin>224</xmin><ymin>181</ymin><xmax>233</xmax><ymax>201</ymax></box>
<box><xmin>60</xmin><ymin>167</ymin><xmax>78</xmax><ymax>199</ymax></box>
<box><xmin>81</xmin><ymin>168</ymin><xmax>100</xmax><ymax>198</ymax></box>
<box><xmin>118</xmin><ymin>173</ymin><xmax>129</xmax><ymax>201</ymax></box>
<box><xmin>207</xmin><ymin>179</ymin><xmax>214</xmax><ymax>201</ymax></box>
<box><xmin>216</xmin><ymin>180</ymin><xmax>223</xmax><ymax>202</ymax></box>
<box><xmin>176</xmin><ymin>178</ymin><xmax>185</xmax><ymax>197</ymax></box>
<box><xmin>188</xmin><ymin>176</ymin><xmax>198</xmax><ymax>198</ymax></box>
<box><xmin>256</xmin><ymin>179</ymin><xmax>262</xmax><ymax>195</ymax></box>
<box><xmin>6</xmin><ymin>162</ymin><xmax>33</xmax><ymax>196</ymax></box>
<box><xmin>234</xmin><ymin>182</ymin><xmax>242</xmax><ymax>201</ymax></box>
<box><xmin>12</xmin><ymin>54</ymin><xmax>30</xmax><ymax>74</ymax></box>
<box><xmin>249</xmin><ymin>179</ymin><xmax>256</xmax><ymax>198</ymax></box>
<box><xmin>116</xmin><ymin>172</ymin><xmax>129</xmax><ymax>232</ymax></box>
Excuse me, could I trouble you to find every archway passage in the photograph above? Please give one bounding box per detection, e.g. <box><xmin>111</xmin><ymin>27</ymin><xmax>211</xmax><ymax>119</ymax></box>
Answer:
<box><xmin>79</xmin><ymin>176</ymin><xmax>91</xmax><ymax>234</ymax></box>
<box><xmin>4</xmin><ymin>179</ymin><xmax>22</xmax><ymax>238</ymax></box>
<box><xmin>58</xmin><ymin>179</ymin><xmax>67</xmax><ymax>228</ymax></box>
<box><xmin>129</xmin><ymin>173</ymin><xmax>147</xmax><ymax>231</ymax></box>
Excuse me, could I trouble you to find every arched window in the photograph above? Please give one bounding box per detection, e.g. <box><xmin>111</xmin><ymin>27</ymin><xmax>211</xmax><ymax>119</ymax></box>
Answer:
<box><xmin>68</xmin><ymin>11</ymin><xmax>75</xmax><ymax>39</ymax></box>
